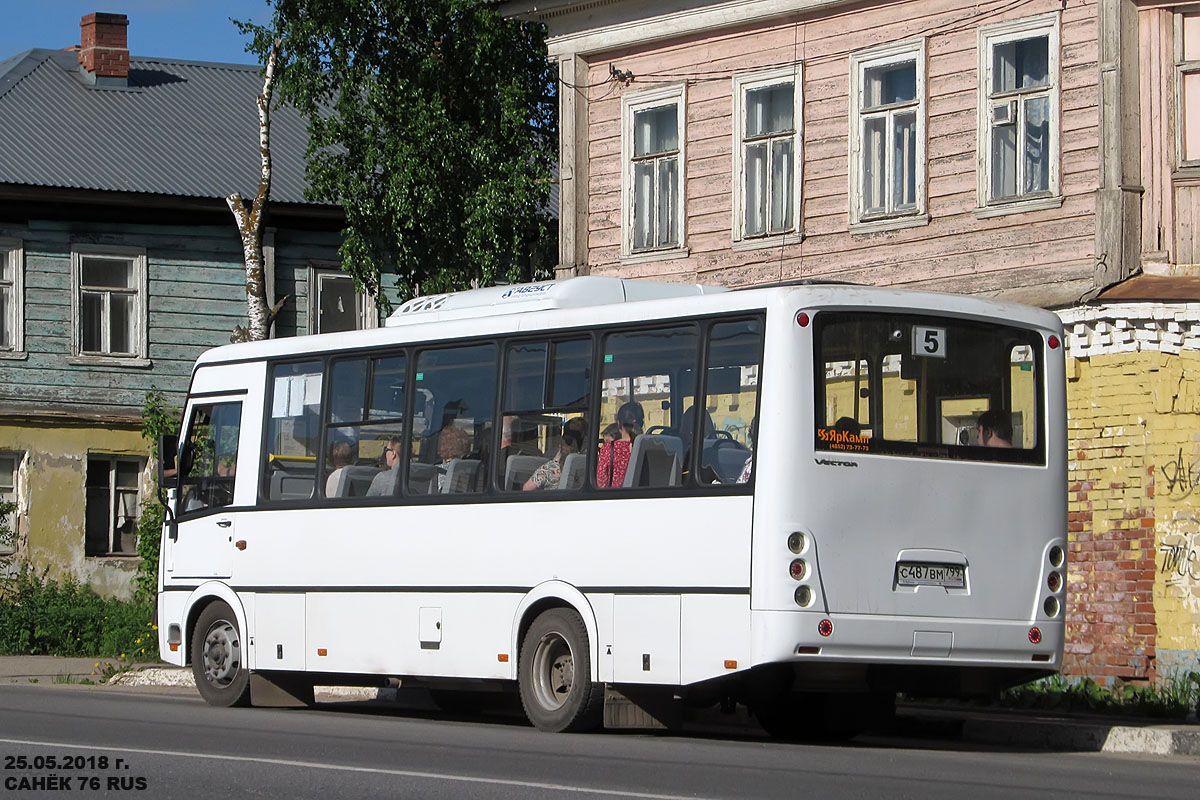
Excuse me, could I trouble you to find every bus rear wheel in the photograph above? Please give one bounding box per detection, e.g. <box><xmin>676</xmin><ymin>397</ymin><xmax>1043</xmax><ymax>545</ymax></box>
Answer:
<box><xmin>191</xmin><ymin>600</ymin><xmax>251</xmax><ymax>707</ymax></box>
<box><xmin>518</xmin><ymin>608</ymin><xmax>603</xmax><ymax>732</ymax></box>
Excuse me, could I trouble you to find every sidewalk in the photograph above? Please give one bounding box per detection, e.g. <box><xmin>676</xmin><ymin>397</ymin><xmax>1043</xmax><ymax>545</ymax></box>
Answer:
<box><xmin>2</xmin><ymin>656</ymin><xmax>1197</xmax><ymax>757</ymax></box>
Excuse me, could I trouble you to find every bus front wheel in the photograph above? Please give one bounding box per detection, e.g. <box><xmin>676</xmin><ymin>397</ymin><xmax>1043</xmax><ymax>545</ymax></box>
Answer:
<box><xmin>518</xmin><ymin>608</ymin><xmax>603</xmax><ymax>732</ymax></box>
<box><xmin>191</xmin><ymin>600</ymin><xmax>251</xmax><ymax>707</ymax></box>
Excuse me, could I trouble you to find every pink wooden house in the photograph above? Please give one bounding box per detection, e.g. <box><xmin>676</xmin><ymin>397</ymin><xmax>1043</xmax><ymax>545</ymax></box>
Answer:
<box><xmin>501</xmin><ymin>0</ymin><xmax>1200</xmax><ymax>305</ymax></box>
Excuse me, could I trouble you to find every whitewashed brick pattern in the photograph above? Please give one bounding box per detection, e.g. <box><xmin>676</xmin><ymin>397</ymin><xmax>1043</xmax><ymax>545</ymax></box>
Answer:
<box><xmin>1056</xmin><ymin>304</ymin><xmax>1200</xmax><ymax>359</ymax></box>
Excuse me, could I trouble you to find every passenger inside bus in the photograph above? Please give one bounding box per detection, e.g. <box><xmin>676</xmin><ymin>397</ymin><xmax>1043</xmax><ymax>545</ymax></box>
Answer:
<box><xmin>524</xmin><ymin>419</ymin><xmax>586</xmax><ymax>491</ymax></box>
<box><xmin>324</xmin><ymin>441</ymin><xmax>356</xmax><ymax>496</ymax></box>
<box><xmin>435</xmin><ymin>426</ymin><xmax>471</xmax><ymax>491</ymax></box>
<box><xmin>977</xmin><ymin>409</ymin><xmax>1013</xmax><ymax>448</ymax></box>
<box><xmin>366</xmin><ymin>436</ymin><xmax>403</xmax><ymax>497</ymax></box>
<box><xmin>597</xmin><ymin>401</ymin><xmax>644</xmax><ymax>488</ymax></box>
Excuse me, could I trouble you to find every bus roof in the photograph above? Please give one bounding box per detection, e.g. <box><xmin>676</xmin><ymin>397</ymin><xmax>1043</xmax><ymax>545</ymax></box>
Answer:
<box><xmin>384</xmin><ymin>277</ymin><xmax>728</xmax><ymax>326</ymax></box>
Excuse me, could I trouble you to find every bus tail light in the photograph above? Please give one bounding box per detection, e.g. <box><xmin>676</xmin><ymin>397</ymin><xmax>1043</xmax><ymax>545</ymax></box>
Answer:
<box><xmin>1047</xmin><ymin>571</ymin><xmax>1061</xmax><ymax>592</ymax></box>
<box><xmin>1028</xmin><ymin>627</ymin><xmax>1042</xmax><ymax>644</ymax></box>
<box><xmin>794</xmin><ymin>586</ymin><xmax>813</xmax><ymax>608</ymax></box>
<box><xmin>1048</xmin><ymin>334</ymin><xmax>1060</xmax><ymax>350</ymax></box>
<box><xmin>796</xmin><ymin>311</ymin><xmax>810</xmax><ymax>327</ymax></box>
<box><xmin>1043</xmin><ymin>597</ymin><xmax>1059</xmax><ymax>618</ymax></box>
<box><xmin>789</xmin><ymin>559</ymin><xmax>807</xmax><ymax>580</ymax></box>
<box><xmin>818</xmin><ymin>619</ymin><xmax>833</xmax><ymax>637</ymax></box>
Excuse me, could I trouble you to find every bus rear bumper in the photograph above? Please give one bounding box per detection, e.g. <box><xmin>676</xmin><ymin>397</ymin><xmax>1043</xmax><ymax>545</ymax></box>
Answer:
<box><xmin>751</xmin><ymin>610</ymin><xmax>1064</xmax><ymax>673</ymax></box>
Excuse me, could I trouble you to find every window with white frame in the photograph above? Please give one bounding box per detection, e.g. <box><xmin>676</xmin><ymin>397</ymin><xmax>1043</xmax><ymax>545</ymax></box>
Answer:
<box><xmin>623</xmin><ymin>85</ymin><xmax>686</xmax><ymax>255</ymax></box>
<box><xmin>84</xmin><ymin>456</ymin><xmax>142</xmax><ymax>557</ymax></box>
<box><xmin>1177</xmin><ymin>12</ymin><xmax>1200</xmax><ymax>166</ymax></box>
<box><xmin>733</xmin><ymin>67</ymin><xmax>802</xmax><ymax>241</ymax></box>
<box><xmin>308</xmin><ymin>268</ymin><xmax>378</xmax><ymax>334</ymax></box>
<box><xmin>0</xmin><ymin>238</ymin><xmax>23</xmax><ymax>354</ymax></box>
<box><xmin>0</xmin><ymin>452</ymin><xmax>18</xmax><ymax>555</ymax></box>
<box><xmin>979</xmin><ymin>15</ymin><xmax>1059</xmax><ymax>207</ymax></box>
<box><xmin>850</xmin><ymin>42</ymin><xmax>926</xmax><ymax>226</ymax></box>
<box><xmin>71</xmin><ymin>246</ymin><xmax>147</xmax><ymax>359</ymax></box>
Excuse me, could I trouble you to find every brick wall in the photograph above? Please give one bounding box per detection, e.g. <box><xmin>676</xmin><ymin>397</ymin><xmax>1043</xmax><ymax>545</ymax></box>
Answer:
<box><xmin>1060</xmin><ymin>304</ymin><xmax>1200</xmax><ymax>685</ymax></box>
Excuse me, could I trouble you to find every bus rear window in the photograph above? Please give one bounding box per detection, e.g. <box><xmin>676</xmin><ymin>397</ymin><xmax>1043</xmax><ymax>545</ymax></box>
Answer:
<box><xmin>814</xmin><ymin>312</ymin><xmax>1044</xmax><ymax>463</ymax></box>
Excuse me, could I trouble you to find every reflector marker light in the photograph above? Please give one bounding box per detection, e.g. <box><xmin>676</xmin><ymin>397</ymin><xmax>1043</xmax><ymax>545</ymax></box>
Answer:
<box><xmin>1028</xmin><ymin>627</ymin><xmax>1042</xmax><ymax>644</ymax></box>
<box><xmin>818</xmin><ymin>619</ymin><xmax>833</xmax><ymax>637</ymax></box>
<box><xmin>724</xmin><ymin>660</ymin><xmax>738</xmax><ymax>669</ymax></box>
<box><xmin>1048</xmin><ymin>335</ymin><xmax>1060</xmax><ymax>350</ymax></box>
<box><xmin>795</xmin><ymin>646</ymin><xmax>821</xmax><ymax>655</ymax></box>
<box><xmin>796</xmin><ymin>311</ymin><xmax>810</xmax><ymax>327</ymax></box>
<box><xmin>498</xmin><ymin>654</ymin><xmax>509</xmax><ymax>663</ymax></box>
<box><xmin>317</xmin><ymin>648</ymin><xmax>328</xmax><ymax>656</ymax></box>
<box><xmin>169</xmin><ymin>643</ymin><xmax>179</xmax><ymax>652</ymax></box>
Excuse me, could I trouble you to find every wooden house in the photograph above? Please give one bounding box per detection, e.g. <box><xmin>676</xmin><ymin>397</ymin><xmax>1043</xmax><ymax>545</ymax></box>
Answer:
<box><xmin>0</xmin><ymin>13</ymin><xmax>378</xmax><ymax>596</ymax></box>
<box><xmin>499</xmin><ymin>0</ymin><xmax>1200</xmax><ymax>684</ymax></box>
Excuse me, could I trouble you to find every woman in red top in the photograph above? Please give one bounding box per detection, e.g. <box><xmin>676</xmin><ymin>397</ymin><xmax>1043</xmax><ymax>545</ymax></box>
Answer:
<box><xmin>596</xmin><ymin>402</ymin><xmax>644</xmax><ymax>488</ymax></box>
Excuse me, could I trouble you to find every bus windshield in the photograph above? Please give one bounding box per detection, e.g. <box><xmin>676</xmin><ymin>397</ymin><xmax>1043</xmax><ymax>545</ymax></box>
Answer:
<box><xmin>814</xmin><ymin>311</ymin><xmax>1043</xmax><ymax>463</ymax></box>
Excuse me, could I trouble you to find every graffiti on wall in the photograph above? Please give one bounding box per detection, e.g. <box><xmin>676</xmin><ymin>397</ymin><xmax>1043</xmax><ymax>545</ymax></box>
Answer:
<box><xmin>1161</xmin><ymin>449</ymin><xmax>1200</xmax><ymax>500</ymax></box>
<box><xmin>1160</xmin><ymin>537</ymin><xmax>1199</xmax><ymax>590</ymax></box>
<box><xmin>1159</xmin><ymin>517</ymin><xmax>1200</xmax><ymax>615</ymax></box>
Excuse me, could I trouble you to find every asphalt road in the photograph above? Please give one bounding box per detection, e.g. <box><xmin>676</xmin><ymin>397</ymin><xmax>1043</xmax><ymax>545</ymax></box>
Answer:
<box><xmin>0</xmin><ymin>685</ymin><xmax>1197</xmax><ymax>799</ymax></box>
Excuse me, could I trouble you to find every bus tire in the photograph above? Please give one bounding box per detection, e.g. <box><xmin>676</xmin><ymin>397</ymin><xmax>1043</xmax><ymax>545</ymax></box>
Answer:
<box><xmin>191</xmin><ymin>600</ymin><xmax>251</xmax><ymax>708</ymax></box>
<box><xmin>518</xmin><ymin>608</ymin><xmax>602</xmax><ymax>732</ymax></box>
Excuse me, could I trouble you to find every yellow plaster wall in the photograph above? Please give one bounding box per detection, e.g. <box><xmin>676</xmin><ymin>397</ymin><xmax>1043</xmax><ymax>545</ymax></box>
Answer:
<box><xmin>0</xmin><ymin>421</ymin><xmax>147</xmax><ymax>599</ymax></box>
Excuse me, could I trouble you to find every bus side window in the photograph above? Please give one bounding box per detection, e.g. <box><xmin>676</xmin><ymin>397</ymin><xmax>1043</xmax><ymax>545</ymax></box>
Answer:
<box><xmin>323</xmin><ymin>354</ymin><xmax>407</xmax><ymax>501</ymax></box>
<box><xmin>699</xmin><ymin>319</ymin><xmax>763</xmax><ymax>485</ymax></box>
<box><xmin>596</xmin><ymin>325</ymin><xmax>698</xmax><ymax>489</ymax></box>
<box><xmin>498</xmin><ymin>338</ymin><xmax>591</xmax><ymax>493</ymax></box>
<box><xmin>408</xmin><ymin>343</ymin><xmax>496</xmax><ymax>495</ymax></box>
<box><xmin>262</xmin><ymin>361</ymin><xmax>322</xmax><ymax>502</ymax></box>
<box><xmin>179</xmin><ymin>402</ymin><xmax>242</xmax><ymax>514</ymax></box>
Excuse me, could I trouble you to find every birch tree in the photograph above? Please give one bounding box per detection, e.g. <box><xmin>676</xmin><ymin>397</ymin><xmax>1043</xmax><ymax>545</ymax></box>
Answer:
<box><xmin>228</xmin><ymin>38</ymin><xmax>287</xmax><ymax>343</ymax></box>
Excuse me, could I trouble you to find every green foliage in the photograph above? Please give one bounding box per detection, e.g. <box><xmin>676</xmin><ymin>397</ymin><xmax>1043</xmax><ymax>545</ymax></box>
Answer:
<box><xmin>1001</xmin><ymin>672</ymin><xmax>1200</xmax><ymax>719</ymax></box>
<box><xmin>0</xmin><ymin>564</ymin><xmax>155</xmax><ymax>660</ymax></box>
<box><xmin>239</xmin><ymin>0</ymin><xmax>558</xmax><ymax>305</ymax></box>
<box><xmin>135</xmin><ymin>389</ymin><xmax>181</xmax><ymax>603</ymax></box>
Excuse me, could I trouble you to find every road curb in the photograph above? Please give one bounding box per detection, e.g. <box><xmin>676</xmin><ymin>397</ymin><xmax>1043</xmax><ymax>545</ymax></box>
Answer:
<box><xmin>960</xmin><ymin>715</ymin><xmax>1200</xmax><ymax>756</ymax></box>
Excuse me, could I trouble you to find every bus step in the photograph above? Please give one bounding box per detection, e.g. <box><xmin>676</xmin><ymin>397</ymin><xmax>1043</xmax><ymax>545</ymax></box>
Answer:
<box><xmin>603</xmin><ymin>685</ymin><xmax>681</xmax><ymax>730</ymax></box>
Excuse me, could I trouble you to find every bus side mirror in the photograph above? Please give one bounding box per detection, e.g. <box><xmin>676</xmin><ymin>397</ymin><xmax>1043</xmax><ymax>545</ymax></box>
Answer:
<box><xmin>158</xmin><ymin>434</ymin><xmax>179</xmax><ymax>490</ymax></box>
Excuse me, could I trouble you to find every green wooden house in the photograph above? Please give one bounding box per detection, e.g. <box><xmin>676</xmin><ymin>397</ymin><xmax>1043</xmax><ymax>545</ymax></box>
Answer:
<box><xmin>0</xmin><ymin>13</ymin><xmax>377</xmax><ymax>596</ymax></box>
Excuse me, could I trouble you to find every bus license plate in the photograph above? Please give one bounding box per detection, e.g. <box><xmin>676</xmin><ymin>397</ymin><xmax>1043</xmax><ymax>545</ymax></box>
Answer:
<box><xmin>896</xmin><ymin>562</ymin><xmax>965</xmax><ymax>588</ymax></box>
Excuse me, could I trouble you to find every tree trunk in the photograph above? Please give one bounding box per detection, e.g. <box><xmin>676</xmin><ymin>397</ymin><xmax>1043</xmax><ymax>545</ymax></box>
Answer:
<box><xmin>227</xmin><ymin>38</ymin><xmax>283</xmax><ymax>343</ymax></box>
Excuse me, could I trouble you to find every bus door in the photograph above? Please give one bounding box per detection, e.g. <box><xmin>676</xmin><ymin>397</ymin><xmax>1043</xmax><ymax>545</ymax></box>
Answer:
<box><xmin>167</xmin><ymin>400</ymin><xmax>244</xmax><ymax>580</ymax></box>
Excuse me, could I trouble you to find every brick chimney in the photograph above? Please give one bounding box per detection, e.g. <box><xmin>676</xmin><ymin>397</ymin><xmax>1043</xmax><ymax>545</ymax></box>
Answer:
<box><xmin>78</xmin><ymin>12</ymin><xmax>129</xmax><ymax>84</ymax></box>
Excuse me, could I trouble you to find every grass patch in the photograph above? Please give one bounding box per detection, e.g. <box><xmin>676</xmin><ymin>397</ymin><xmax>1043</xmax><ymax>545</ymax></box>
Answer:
<box><xmin>53</xmin><ymin>673</ymin><xmax>96</xmax><ymax>686</ymax></box>
<box><xmin>0</xmin><ymin>564</ymin><xmax>158</xmax><ymax>662</ymax></box>
<box><xmin>1001</xmin><ymin>672</ymin><xmax>1200</xmax><ymax>720</ymax></box>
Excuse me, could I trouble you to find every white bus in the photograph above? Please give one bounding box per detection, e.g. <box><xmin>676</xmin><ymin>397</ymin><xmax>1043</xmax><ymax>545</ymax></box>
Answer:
<box><xmin>156</xmin><ymin>277</ymin><xmax>1066</xmax><ymax>736</ymax></box>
